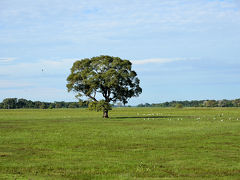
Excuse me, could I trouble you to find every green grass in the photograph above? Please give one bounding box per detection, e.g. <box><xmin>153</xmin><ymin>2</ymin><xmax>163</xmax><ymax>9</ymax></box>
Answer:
<box><xmin>0</xmin><ymin>108</ymin><xmax>240</xmax><ymax>179</ymax></box>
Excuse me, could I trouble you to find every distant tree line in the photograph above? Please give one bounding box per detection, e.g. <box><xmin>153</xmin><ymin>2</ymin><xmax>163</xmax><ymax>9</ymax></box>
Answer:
<box><xmin>1</xmin><ymin>98</ymin><xmax>240</xmax><ymax>109</ymax></box>
<box><xmin>0</xmin><ymin>98</ymin><xmax>89</xmax><ymax>109</ymax></box>
<box><xmin>137</xmin><ymin>99</ymin><xmax>240</xmax><ymax>108</ymax></box>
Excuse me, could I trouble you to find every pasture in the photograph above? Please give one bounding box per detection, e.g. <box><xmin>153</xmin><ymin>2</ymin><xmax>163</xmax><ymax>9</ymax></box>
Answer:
<box><xmin>0</xmin><ymin>108</ymin><xmax>240</xmax><ymax>179</ymax></box>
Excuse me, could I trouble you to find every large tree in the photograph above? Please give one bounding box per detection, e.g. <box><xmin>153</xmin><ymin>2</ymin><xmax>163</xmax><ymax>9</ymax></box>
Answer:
<box><xmin>66</xmin><ymin>55</ymin><xmax>142</xmax><ymax>118</ymax></box>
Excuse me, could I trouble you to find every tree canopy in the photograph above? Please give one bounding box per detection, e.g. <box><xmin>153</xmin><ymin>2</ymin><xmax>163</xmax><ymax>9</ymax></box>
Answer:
<box><xmin>66</xmin><ymin>55</ymin><xmax>142</xmax><ymax>117</ymax></box>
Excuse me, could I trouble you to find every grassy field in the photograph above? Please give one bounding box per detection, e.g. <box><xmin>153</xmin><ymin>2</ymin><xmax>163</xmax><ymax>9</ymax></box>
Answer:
<box><xmin>0</xmin><ymin>108</ymin><xmax>240</xmax><ymax>179</ymax></box>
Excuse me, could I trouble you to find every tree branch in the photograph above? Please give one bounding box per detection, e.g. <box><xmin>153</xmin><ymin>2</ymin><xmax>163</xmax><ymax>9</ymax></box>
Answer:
<box><xmin>88</xmin><ymin>95</ymin><xmax>98</xmax><ymax>102</ymax></box>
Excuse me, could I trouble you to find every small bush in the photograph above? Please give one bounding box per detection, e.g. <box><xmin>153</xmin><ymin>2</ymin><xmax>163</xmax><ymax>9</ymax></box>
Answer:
<box><xmin>175</xmin><ymin>103</ymin><xmax>183</xmax><ymax>108</ymax></box>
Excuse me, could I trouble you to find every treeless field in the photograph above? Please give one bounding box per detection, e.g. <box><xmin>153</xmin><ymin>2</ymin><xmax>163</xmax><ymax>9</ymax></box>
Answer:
<box><xmin>0</xmin><ymin>108</ymin><xmax>240</xmax><ymax>179</ymax></box>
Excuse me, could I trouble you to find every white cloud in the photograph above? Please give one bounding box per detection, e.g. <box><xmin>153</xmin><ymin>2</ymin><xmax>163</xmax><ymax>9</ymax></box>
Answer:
<box><xmin>0</xmin><ymin>57</ymin><xmax>17</xmax><ymax>62</ymax></box>
<box><xmin>0</xmin><ymin>58</ymin><xmax>77</xmax><ymax>77</ymax></box>
<box><xmin>0</xmin><ymin>58</ymin><xmax>78</xmax><ymax>101</ymax></box>
<box><xmin>0</xmin><ymin>80</ymin><xmax>32</xmax><ymax>89</ymax></box>
<box><xmin>132</xmin><ymin>58</ymin><xmax>189</xmax><ymax>65</ymax></box>
<box><xmin>0</xmin><ymin>87</ymin><xmax>75</xmax><ymax>102</ymax></box>
<box><xmin>39</xmin><ymin>58</ymin><xmax>76</xmax><ymax>70</ymax></box>
<box><xmin>0</xmin><ymin>57</ymin><xmax>196</xmax><ymax>78</ymax></box>
<box><xmin>0</xmin><ymin>0</ymin><xmax>240</xmax><ymax>44</ymax></box>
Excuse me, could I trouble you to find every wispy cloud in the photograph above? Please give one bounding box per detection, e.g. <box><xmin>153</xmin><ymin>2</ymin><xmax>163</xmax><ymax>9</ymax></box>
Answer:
<box><xmin>0</xmin><ymin>80</ymin><xmax>33</xmax><ymax>89</ymax></box>
<box><xmin>0</xmin><ymin>58</ymin><xmax>78</xmax><ymax>100</ymax></box>
<box><xmin>132</xmin><ymin>57</ymin><xmax>192</xmax><ymax>65</ymax></box>
<box><xmin>0</xmin><ymin>0</ymin><xmax>240</xmax><ymax>103</ymax></box>
<box><xmin>0</xmin><ymin>58</ymin><xmax>77</xmax><ymax>78</ymax></box>
<box><xmin>0</xmin><ymin>0</ymin><xmax>240</xmax><ymax>44</ymax></box>
<box><xmin>0</xmin><ymin>57</ymin><xmax>17</xmax><ymax>62</ymax></box>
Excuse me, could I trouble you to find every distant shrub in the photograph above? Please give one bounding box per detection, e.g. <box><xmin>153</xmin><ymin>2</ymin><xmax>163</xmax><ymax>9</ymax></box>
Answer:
<box><xmin>175</xmin><ymin>103</ymin><xmax>183</xmax><ymax>108</ymax></box>
<box><xmin>40</xmin><ymin>103</ymin><xmax>47</xmax><ymax>109</ymax></box>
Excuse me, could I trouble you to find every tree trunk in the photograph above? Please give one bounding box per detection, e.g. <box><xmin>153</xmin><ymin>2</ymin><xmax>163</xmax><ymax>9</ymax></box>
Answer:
<box><xmin>103</xmin><ymin>109</ymin><xmax>109</xmax><ymax>118</ymax></box>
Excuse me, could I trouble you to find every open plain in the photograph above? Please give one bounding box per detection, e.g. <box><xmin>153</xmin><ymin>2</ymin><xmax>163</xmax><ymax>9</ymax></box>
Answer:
<box><xmin>0</xmin><ymin>108</ymin><xmax>240</xmax><ymax>179</ymax></box>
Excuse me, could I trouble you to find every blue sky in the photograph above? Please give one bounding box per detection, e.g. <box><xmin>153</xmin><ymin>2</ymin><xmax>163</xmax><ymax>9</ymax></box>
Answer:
<box><xmin>0</xmin><ymin>0</ymin><xmax>240</xmax><ymax>105</ymax></box>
